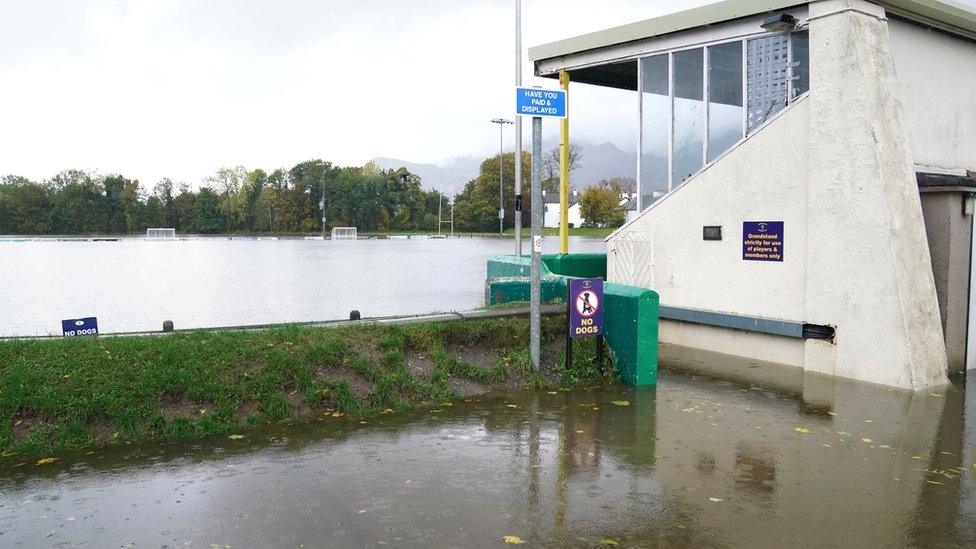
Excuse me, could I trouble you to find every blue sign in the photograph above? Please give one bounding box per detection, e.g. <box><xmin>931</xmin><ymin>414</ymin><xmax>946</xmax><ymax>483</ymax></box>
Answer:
<box><xmin>568</xmin><ymin>278</ymin><xmax>604</xmax><ymax>338</ymax></box>
<box><xmin>62</xmin><ymin>317</ymin><xmax>98</xmax><ymax>337</ymax></box>
<box><xmin>516</xmin><ymin>87</ymin><xmax>567</xmax><ymax>118</ymax></box>
<box><xmin>742</xmin><ymin>221</ymin><xmax>784</xmax><ymax>261</ymax></box>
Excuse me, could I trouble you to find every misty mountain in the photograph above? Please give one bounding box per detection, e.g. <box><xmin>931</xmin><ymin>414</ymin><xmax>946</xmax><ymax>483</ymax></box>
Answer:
<box><xmin>370</xmin><ymin>156</ymin><xmax>482</xmax><ymax>196</ymax></box>
<box><xmin>570</xmin><ymin>142</ymin><xmax>637</xmax><ymax>190</ymax></box>
<box><xmin>372</xmin><ymin>141</ymin><xmax>637</xmax><ymax>195</ymax></box>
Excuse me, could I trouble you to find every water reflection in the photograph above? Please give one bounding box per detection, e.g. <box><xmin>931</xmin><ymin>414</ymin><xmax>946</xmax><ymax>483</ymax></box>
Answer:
<box><xmin>0</xmin><ymin>236</ymin><xmax>606</xmax><ymax>336</ymax></box>
<box><xmin>0</xmin><ymin>358</ymin><xmax>972</xmax><ymax>547</ymax></box>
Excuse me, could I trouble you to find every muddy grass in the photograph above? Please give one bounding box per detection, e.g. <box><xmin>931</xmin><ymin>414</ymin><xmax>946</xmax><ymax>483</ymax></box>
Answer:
<box><xmin>0</xmin><ymin>315</ymin><xmax>617</xmax><ymax>456</ymax></box>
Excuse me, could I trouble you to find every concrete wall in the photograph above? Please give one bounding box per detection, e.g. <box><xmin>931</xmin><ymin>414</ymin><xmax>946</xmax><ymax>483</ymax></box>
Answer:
<box><xmin>660</xmin><ymin>319</ymin><xmax>805</xmax><ymax>368</ymax></box>
<box><xmin>920</xmin><ymin>192</ymin><xmax>973</xmax><ymax>372</ymax></box>
<box><xmin>805</xmin><ymin>0</ymin><xmax>947</xmax><ymax>389</ymax></box>
<box><xmin>608</xmin><ymin>99</ymin><xmax>811</xmax><ymax>321</ymax></box>
<box><xmin>888</xmin><ymin>18</ymin><xmax>976</xmax><ymax>173</ymax></box>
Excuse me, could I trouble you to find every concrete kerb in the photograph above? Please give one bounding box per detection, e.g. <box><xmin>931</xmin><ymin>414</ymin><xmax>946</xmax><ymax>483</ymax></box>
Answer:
<box><xmin>486</xmin><ymin>254</ymin><xmax>659</xmax><ymax>386</ymax></box>
<box><xmin>0</xmin><ymin>306</ymin><xmax>565</xmax><ymax>342</ymax></box>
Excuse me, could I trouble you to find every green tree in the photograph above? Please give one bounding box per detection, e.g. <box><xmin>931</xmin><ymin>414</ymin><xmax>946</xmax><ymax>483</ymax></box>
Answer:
<box><xmin>121</xmin><ymin>179</ymin><xmax>144</xmax><ymax>233</ymax></box>
<box><xmin>288</xmin><ymin>160</ymin><xmax>337</xmax><ymax>233</ymax></box>
<box><xmin>452</xmin><ymin>151</ymin><xmax>532</xmax><ymax>232</ymax></box>
<box><xmin>102</xmin><ymin>175</ymin><xmax>127</xmax><ymax>233</ymax></box>
<box><xmin>191</xmin><ymin>187</ymin><xmax>223</xmax><ymax>233</ymax></box>
<box><xmin>151</xmin><ymin>179</ymin><xmax>177</xmax><ymax>228</ymax></box>
<box><xmin>207</xmin><ymin>166</ymin><xmax>252</xmax><ymax>232</ymax></box>
<box><xmin>48</xmin><ymin>170</ymin><xmax>105</xmax><ymax>234</ymax></box>
<box><xmin>0</xmin><ymin>176</ymin><xmax>51</xmax><ymax>234</ymax></box>
<box><xmin>173</xmin><ymin>184</ymin><xmax>196</xmax><ymax>232</ymax></box>
<box><xmin>578</xmin><ymin>185</ymin><xmax>626</xmax><ymax>228</ymax></box>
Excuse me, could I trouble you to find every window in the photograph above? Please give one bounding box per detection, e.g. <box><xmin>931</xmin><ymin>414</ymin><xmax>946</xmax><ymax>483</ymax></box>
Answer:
<box><xmin>791</xmin><ymin>30</ymin><xmax>809</xmax><ymax>97</ymax></box>
<box><xmin>746</xmin><ymin>34</ymin><xmax>789</xmax><ymax>132</ymax></box>
<box><xmin>640</xmin><ymin>55</ymin><xmax>669</xmax><ymax>210</ymax></box>
<box><xmin>636</xmin><ymin>28</ymin><xmax>807</xmax><ymax>210</ymax></box>
<box><xmin>707</xmin><ymin>41</ymin><xmax>744</xmax><ymax>162</ymax></box>
<box><xmin>672</xmin><ymin>48</ymin><xmax>705</xmax><ymax>187</ymax></box>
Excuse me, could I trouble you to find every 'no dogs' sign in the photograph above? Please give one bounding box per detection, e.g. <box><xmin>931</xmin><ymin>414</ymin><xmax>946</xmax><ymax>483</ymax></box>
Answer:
<box><xmin>568</xmin><ymin>278</ymin><xmax>604</xmax><ymax>338</ymax></box>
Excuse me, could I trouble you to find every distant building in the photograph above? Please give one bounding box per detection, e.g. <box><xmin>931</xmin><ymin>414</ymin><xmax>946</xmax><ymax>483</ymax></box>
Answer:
<box><xmin>530</xmin><ymin>0</ymin><xmax>976</xmax><ymax>389</ymax></box>
<box><xmin>619</xmin><ymin>193</ymin><xmax>638</xmax><ymax>225</ymax></box>
<box><xmin>543</xmin><ymin>190</ymin><xmax>582</xmax><ymax>228</ymax></box>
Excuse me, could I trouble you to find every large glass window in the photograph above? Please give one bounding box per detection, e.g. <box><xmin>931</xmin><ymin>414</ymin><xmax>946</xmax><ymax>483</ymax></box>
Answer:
<box><xmin>672</xmin><ymin>48</ymin><xmax>704</xmax><ymax>186</ymax></box>
<box><xmin>640</xmin><ymin>54</ymin><xmax>669</xmax><ymax>209</ymax></box>
<box><xmin>791</xmin><ymin>30</ymin><xmax>809</xmax><ymax>97</ymax></box>
<box><xmin>746</xmin><ymin>34</ymin><xmax>789</xmax><ymax>132</ymax></box>
<box><xmin>707</xmin><ymin>41</ymin><xmax>744</xmax><ymax>162</ymax></box>
<box><xmin>635</xmin><ymin>29</ymin><xmax>807</xmax><ymax>209</ymax></box>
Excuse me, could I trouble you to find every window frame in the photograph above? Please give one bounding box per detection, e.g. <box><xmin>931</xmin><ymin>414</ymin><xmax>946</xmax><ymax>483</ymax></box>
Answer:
<box><xmin>636</xmin><ymin>26</ymin><xmax>809</xmax><ymax>212</ymax></box>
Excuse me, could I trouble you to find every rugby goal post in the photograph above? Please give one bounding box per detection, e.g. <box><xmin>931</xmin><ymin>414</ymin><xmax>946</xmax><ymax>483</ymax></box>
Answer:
<box><xmin>146</xmin><ymin>228</ymin><xmax>176</xmax><ymax>240</ymax></box>
<box><xmin>331</xmin><ymin>227</ymin><xmax>357</xmax><ymax>240</ymax></box>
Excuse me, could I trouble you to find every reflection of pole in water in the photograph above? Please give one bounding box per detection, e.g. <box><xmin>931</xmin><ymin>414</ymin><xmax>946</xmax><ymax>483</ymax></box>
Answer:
<box><xmin>528</xmin><ymin>393</ymin><xmax>542</xmax><ymax>541</ymax></box>
<box><xmin>554</xmin><ymin>418</ymin><xmax>569</xmax><ymax>531</ymax></box>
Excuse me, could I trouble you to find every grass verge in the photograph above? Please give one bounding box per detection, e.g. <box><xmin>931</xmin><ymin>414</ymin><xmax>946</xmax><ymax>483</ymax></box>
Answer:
<box><xmin>0</xmin><ymin>316</ymin><xmax>617</xmax><ymax>456</ymax></box>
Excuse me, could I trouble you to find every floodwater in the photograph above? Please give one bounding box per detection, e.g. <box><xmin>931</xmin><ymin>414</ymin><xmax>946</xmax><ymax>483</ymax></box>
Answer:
<box><xmin>0</xmin><ymin>237</ymin><xmax>605</xmax><ymax>337</ymax></box>
<box><xmin>0</xmin><ymin>355</ymin><xmax>973</xmax><ymax>547</ymax></box>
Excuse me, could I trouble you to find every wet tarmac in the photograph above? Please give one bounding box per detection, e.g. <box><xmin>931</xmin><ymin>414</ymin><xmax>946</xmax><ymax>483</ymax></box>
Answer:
<box><xmin>0</xmin><ymin>353</ymin><xmax>973</xmax><ymax>547</ymax></box>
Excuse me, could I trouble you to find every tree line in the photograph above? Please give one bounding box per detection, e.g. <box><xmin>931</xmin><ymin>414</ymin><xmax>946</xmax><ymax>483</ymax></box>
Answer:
<box><xmin>0</xmin><ymin>148</ymin><xmax>632</xmax><ymax>235</ymax></box>
<box><xmin>0</xmin><ymin>161</ymin><xmax>445</xmax><ymax>235</ymax></box>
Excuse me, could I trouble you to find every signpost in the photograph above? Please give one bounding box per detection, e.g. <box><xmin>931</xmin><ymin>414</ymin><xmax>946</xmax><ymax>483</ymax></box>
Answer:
<box><xmin>566</xmin><ymin>278</ymin><xmax>605</xmax><ymax>370</ymax></box>
<box><xmin>569</xmin><ymin>278</ymin><xmax>604</xmax><ymax>337</ymax></box>
<box><xmin>62</xmin><ymin>317</ymin><xmax>98</xmax><ymax>337</ymax></box>
<box><xmin>517</xmin><ymin>85</ymin><xmax>567</xmax><ymax>372</ymax></box>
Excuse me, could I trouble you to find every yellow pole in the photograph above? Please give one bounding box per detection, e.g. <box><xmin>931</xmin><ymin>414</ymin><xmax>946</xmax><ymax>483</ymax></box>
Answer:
<box><xmin>559</xmin><ymin>70</ymin><xmax>570</xmax><ymax>254</ymax></box>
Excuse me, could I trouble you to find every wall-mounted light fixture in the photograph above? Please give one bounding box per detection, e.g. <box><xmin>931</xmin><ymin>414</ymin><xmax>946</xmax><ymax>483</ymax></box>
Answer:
<box><xmin>761</xmin><ymin>13</ymin><xmax>799</xmax><ymax>31</ymax></box>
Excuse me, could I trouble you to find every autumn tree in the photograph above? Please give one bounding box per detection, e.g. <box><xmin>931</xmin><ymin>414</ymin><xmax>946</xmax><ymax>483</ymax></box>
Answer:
<box><xmin>579</xmin><ymin>185</ymin><xmax>626</xmax><ymax>228</ymax></box>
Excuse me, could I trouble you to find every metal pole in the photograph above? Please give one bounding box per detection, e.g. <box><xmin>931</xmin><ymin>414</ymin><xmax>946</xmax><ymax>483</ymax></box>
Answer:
<box><xmin>514</xmin><ymin>0</ymin><xmax>523</xmax><ymax>256</ymax></box>
<box><xmin>530</xmin><ymin>116</ymin><xmax>542</xmax><ymax>371</ymax></box>
<box><xmin>565</xmin><ymin>279</ymin><xmax>573</xmax><ymax>371</ymax></box>
<box><xmin>558</xmin><ymin>71</ymin><xmax>570</xmax><ymax>254</ymax></box>
<box><xmin>499</xmin><ymin>123</ymin><xmax>504</xmax><ymax>235</ymax></box>
<box><xmin>320</xmin><ymin>168</ymin><xmax>326</xmax><ymax>238</ymax></box>
<box><xmin>438</xmin><ymin>193</ymin><xmax>442</xmax><ymax>237</ymax></box>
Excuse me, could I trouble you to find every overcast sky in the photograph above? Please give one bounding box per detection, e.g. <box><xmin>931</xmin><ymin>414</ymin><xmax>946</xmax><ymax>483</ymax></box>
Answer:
<box><xmin>0</xmin><ymin>0</ymin><xmax>716</xmax><ymax>186</ymax></box>
<box><xmin>4</xmin><ymin>0</ymin><xmax>973</xmax><ymax>187</ymax></box>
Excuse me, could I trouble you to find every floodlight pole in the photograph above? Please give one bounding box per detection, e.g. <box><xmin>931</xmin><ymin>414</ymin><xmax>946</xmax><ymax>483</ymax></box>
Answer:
<box><xmin>514</xmin><ymin>0</ymin><xmax>523</xmax><ymax>255</ymax></box>
<box><xmin>491</xmin><ymin>118</ymin><xmax>514</xmax><ymax>235</ymax></box>
<box><xmin>320</xmin><ymin>168</ymin><xmax>326</xmax><ymax>238</ymax></box>
<box><xmin>530</xmin><ymin>115</ymin><xmax>542</xmax><ymax>371</ymax></box>
<box><xmin>499</xmin><ymin>122</ymin><xmax>504</xmax><ymax>235</ymax></box>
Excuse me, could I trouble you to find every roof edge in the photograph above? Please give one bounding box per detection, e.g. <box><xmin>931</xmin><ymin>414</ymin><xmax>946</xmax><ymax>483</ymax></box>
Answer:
<box><xmin>528</xmin><ymin>0</ymin><xmax>806</xmax><ymax>62</ymax></box>
<box><xmin>529</xmin><ymin>0</ymin><xmax>976</xmax><ymax>63</ymax></box>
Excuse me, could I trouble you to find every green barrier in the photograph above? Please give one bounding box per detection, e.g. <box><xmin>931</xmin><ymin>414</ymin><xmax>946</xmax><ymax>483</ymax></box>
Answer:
<box><xmin>542</xmin><ymin>253</ymin><xmax>608</xmax><ymax>279</ymax></box>
<box><xmin>486</xmin><ymin>254</ymin><xmax>658</xmax><ymax>386</ymax></box>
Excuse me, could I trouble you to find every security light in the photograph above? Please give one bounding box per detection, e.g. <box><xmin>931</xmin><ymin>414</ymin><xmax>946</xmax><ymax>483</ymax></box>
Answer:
<box><xmin>761</xmin><ymin>13</ymin><xmax>798</xmax><ymax>31</ymax></box>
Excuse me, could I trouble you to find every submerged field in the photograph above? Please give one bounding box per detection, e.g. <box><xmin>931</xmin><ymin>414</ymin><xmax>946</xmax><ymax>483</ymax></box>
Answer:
<box><xmin>0</xmin><ymin>316</ymin><xmax>616</xmax><ymax>456</ymax></box>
